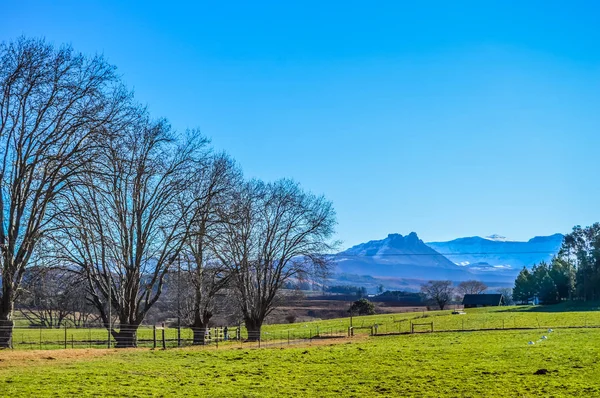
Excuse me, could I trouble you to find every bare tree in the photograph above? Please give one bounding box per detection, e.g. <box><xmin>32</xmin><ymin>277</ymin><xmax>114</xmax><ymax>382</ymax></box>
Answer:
<box><xmin>16</xmin><ymin>265</ymin><xmax>96</xmax><ymax>328</ymax></box>
<box><xmin>497</xmin><ymin>287</ymin><xmax>514</xmax><ymax>306</ymax></box>
<box><xmin>53</xmin><ymin>117</ymin><xmax>207</xmax><ymax>347</ymax></box>
<box><xmin>0</xmin><ymin>37</ymin><xmax>127</xmax><ymax>347</ymax></box>
<box><xmin>161</xmin><ymin>267</ymin><xmax>239</xmax><ymax>340</ymax></box>
<box><xmin>183</xmin><ymin>154</ymin><xmax>241</xmax><ymax>344</ymax></box>
<box><xmin>214</xmin><ymin>179</ymin><xmax>336</xmax><ymax>340</ymax></box>
<box><xmin>17</xmin><ymin>267</ymin><xmax>73</xmax><ymax>328</ymax></box>
<box><xmin>183</xmin><ymin>258</ymin><xmax>231</xmax><ymax>344</ymax></box>
<box><xmin>456</xmin><ymin>280</ymin><xmax>488</xmax><ymax>296</ymax></box>
<box><xmin>421</xmin><ymin>280</ymin><xmax>454</xmax><ymax>310</ymax></box>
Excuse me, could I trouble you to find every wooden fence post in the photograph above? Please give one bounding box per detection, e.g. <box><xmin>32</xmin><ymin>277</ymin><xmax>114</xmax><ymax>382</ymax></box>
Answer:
<box><xmin>161</xmin><ymin>323</ymin><xmax>166</xmax><ymax>350</ymax></box>
<box><xmin>153</xmin><ymin>325</ymin><xmax>157</xmax><ymax>349</ymax></box>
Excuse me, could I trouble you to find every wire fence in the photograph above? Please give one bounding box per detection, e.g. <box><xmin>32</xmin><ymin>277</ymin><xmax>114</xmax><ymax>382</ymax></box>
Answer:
<box><xmin>1</xmin><ymin>324</ymin><xmax>349</xmax><ymax>350</ymax></box>
<box><xmin>369</xmin><ymin>311</ymin><xmax>600</xmax><ymax>336</ymax></box>
<box><xmin>3</xmin><ymin>309</ymin><xmax>600</xmax><ymax>350</ymax></box>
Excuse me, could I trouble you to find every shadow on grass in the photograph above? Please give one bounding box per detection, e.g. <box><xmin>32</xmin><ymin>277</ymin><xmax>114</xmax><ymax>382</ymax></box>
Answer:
<box><xmin>497</xmin><ymin>301</ymin><xmax>600</xmax><ymax>313</ymax></box>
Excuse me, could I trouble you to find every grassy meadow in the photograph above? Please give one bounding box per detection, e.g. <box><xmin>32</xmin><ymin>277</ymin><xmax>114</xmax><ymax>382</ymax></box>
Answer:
<box><xmin>1</xmin><ymin>328</ymin><xmax>599</xmax><ymax>397</ymax></box>
<box><xmin>10</xmin><ymin>304</ymin><xmax>600</xmax><ymax>349</ymax></box>
<box><xmin>2</xmin><ymin>305</ymin><xmax>600</xmax><ymax>396</ymax></box>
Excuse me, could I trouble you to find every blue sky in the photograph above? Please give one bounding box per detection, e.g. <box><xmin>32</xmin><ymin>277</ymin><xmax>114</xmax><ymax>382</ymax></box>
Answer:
<box><xmin>3</xmin><ymin>1</ymin><xmax>599</xmax><ymax>248</ymax></box>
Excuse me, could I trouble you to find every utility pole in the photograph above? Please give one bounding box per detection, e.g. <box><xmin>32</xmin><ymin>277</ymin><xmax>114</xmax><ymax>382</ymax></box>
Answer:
<box><xmin>108</xmin><ymin>270</ymin><xmax>112</xmax><ymax>349</ymax></box>
<box><xmin>177</xmin><ymin>257</ymin><xmax>181</xmax><ymax>347</ymax></box>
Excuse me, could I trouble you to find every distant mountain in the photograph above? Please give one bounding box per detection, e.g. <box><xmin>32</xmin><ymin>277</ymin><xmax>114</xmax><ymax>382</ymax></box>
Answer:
<box><xmin>483</xmin><ymin>234</ymin><xmax>508</xmax><ymax>242</ymax></box>
<box><xmin>426</xmin><ymin>234</ymin><xmax>564</xmax><ymax>275</ymax></box>
<box><xmin>333</xmin><ymin>233</ymin><xmax>479</xmax><ymax>281</ymax></box>
<box><xmin>325</xmin><ymin>232</ymin><xmax>564</xmax><ymax>292</ymax></box>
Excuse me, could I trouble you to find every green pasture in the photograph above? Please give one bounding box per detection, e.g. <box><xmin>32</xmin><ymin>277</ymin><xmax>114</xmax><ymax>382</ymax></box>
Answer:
<box><xmin>9</xmin><ymin>304</ymin><xmax>600</xmax><ymax>349</ymax></box>
<box><xmin>1</xmin><ymin>327</ymin><xmax>599</xmax><ymax>397</ymax></box>
<box><xmin>264</xmin><ymin>304</ymin><xmax>600</xmax><ymax>334</ymax></box>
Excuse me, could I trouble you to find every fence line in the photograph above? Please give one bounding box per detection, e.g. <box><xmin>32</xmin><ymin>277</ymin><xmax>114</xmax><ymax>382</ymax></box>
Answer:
<box><xmin>0</xmin><ymin>324</ymin><xmax>349</xmax><ymax>350</ymax></box>
<box><xmin>2</xmin><ymin>312</ymin><xmax>600</xmax><ymax>350</ymax></box>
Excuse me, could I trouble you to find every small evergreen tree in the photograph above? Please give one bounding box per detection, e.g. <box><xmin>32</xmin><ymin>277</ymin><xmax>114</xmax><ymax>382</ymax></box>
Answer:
<box><xmin>348</xmin><ymin>298</ymin><xmax>375</xmax><ymax>315</ymax></box>
<box><xmin>513</xmin><ymin>267</ymin><xmax>535</xmax><ymax>304</ymax></box>
<box><xmin>549</xmin><ymin>257</ymin><xmax>575</xmax><ymax>301</ymax></box>
<box><xmin>531</xmin><ymin>262</ymin><xmax>550</xmax><ymax>294</ymax></box>
<box><xmin>538</xmin><ymin>273</ymin><xmax>559</xmax><ymax>304</ymax></box>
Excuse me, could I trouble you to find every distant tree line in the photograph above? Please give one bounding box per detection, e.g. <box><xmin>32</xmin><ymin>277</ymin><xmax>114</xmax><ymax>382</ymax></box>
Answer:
<box><xmin>374</xmin><ymin>290</ymin><xmax>425</xmax><ymax>303</ymax></box>
<box><xmin>325</xmin><ymin>285</ymin><xmax>368</xmax><ymax>297</ymax></box>
<box><xmin>513</xmin><ymin>223</ymin><xmax>600</xmax><ymax>304</ymax></box>
<box><xmin>0</xmin><ymin>37</ymin><xmax>336</xmax><ymax>348</ymax></box>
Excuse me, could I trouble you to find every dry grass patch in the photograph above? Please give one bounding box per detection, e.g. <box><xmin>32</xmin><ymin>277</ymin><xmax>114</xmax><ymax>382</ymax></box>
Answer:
<box><xmin>0</xmin><ymin>348</ymin><xmax>122</xmax><ymax>368</ymax></box>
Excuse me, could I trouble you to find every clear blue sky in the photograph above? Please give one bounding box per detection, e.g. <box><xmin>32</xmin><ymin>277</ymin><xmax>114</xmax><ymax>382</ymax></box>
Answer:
<box><xmin>3</xmin><ymin>1</ymin><xmax>599</xmax><ymax>249</ymax></box>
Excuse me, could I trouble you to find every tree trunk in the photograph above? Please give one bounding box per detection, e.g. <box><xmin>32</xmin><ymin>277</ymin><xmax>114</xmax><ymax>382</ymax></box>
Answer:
<box><xmin>191</xmin><ymin>308</ymin><xmax>211</xmax><ymax>345</ymax></box>
<box><xmin>245</xmin><ymin>318</ymin><xmax>262</xmax><ymax>342</ymax></box>
<box><xmin>192</xmin><ymin>326</ymin><xmax>208</xmax><ymax>345</ymax></box>
<box><xmin>113</xmin><ymin>325</ymin><xmax>139</xmax><ymax>348</ymax></box>
<box><xmin>0</xmin><ymin>297</ymin><xmax>14</xmax><ymax>349</ymax></box>
<box><xmin>0</xmin><ymin>319</ymin><xmax>13</xmax><ymax>349</ymax></box>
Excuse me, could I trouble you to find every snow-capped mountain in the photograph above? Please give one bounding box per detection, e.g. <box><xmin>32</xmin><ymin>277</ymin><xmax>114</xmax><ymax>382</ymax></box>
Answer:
<box><xmin>483</xmin><ymin>234</ymin><xmax>508</xmax><ymax>242</ymax></box>
<box><xmin>333</xmin><ymin>233</ymin><xmax>479</xmax><ymax>281</ymax></box>
<box><xmin>326</xmin><ymin>232</ymin><xmax>564</xmax><ymax>290</ymax></box>
<box><xmin>426</xmin><ymin>234</ymin><xmax>564</xmax><ymax>274</ymax></box>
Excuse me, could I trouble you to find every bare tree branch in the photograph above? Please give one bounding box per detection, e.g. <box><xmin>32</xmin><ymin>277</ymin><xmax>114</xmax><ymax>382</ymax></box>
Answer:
<box><xmin>214</xmin><ymin>179</ymin><xmax>336</xmax><ymax>340</ymax></box>
<box><xmin>0</xmin><ymin>37</ymin><xmax>128</xmax><ymax>347</ymax></box>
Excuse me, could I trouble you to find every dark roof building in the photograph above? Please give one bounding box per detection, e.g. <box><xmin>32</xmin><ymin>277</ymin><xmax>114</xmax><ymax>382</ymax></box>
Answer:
<box><xmin>462</xmin><ymin>294</ymin><xmax>504</xmax><ymax>308</ymax></box>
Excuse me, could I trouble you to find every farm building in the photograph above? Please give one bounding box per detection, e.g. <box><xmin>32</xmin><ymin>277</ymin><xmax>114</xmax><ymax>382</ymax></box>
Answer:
<box><xmin>462</xmin><ymin>294</ymin><xmax>504</xmax><ymax>308</ymax></box>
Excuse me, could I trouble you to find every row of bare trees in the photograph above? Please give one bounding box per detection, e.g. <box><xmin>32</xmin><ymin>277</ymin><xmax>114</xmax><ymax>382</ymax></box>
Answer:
<box><xmin>0</xmin><ymin>37</ymin><xmax>336</xmax><ymax>348</ymax></box>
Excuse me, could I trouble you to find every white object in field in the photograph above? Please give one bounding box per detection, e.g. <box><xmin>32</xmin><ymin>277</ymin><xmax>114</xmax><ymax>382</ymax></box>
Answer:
<box><xmin>542</xmin><ymin>336</ymin><xmax>547</xmax><ymax>339</ymax></box>
<box><xmin>548</xmin><ymin>329</ymin><xmax>553</xmax><ymax>333</ymax></box>
<box><xmin>528</xmin><ymin>341</ymin><xmax>535</xmax><ymax>345</ymax></box>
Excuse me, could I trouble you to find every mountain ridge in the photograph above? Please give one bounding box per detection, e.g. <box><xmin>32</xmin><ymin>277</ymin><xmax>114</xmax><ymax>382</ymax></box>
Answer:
<box><xmin>328</xmin><ymin>232</ymin><xmax>564</xmax><ymax>288</ymax></box>
<box><xmin>334</xmin><ymin>232</ymin><xmax>480</xmax><ymax>281</ymax></box>
<box><xmin>426</xmin><ymin>233</ymin><xmax>564</xmax><ymax>272</ymax></box>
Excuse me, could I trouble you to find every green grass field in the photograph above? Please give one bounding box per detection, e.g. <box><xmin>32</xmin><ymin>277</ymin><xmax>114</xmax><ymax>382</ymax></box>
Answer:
<box><xmin>10</xmin><ymin>304</ymin><xmax>600</xmax><ymax>350</ymax></box>
<box><xmin>2</xmin><ymin>328</ymin><xmax>599</xmax><ymax>397</ymax></box>
<box><xmin>2</xmin><ymin>306</ymin><xmax>600</xmax><ymax>397</ymax></box>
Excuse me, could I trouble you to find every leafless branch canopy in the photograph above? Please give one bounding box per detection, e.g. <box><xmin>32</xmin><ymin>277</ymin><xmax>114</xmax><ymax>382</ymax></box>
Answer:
<box><xmin>0</xmin><ymin>36</ymin><xmax>338</xmax><ymax>348</ymax></box>
<box><xmin>213</xmin><ymin>178</ymin><xmax>336</xmax><ymax>336</ymax></box>
<box><xmin>52</xmin><ymin>114</ymin><xmax>208</xmax><ymax>345</ymax></box>
<box><xmin>0</xmin><ymin>37</ymin><xmax>128</xmax><ymax>341</ymax></box>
